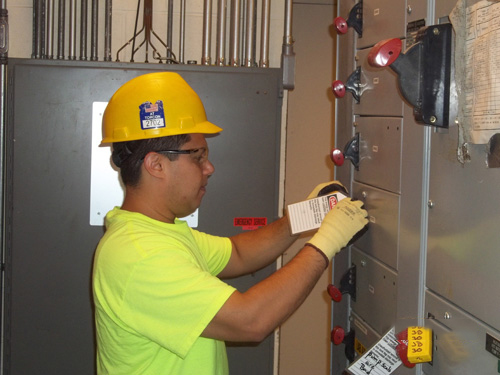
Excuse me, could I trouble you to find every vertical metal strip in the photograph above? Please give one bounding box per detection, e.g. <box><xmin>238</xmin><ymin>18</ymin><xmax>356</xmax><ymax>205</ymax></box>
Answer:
<box><xmin>0</xmin><ymin>1</ymin><xmax>6</xmax><ymax>371</ymax></box>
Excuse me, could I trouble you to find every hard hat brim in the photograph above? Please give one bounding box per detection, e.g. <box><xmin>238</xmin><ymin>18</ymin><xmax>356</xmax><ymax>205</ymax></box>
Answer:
<box><xmin>101</xmin><ymin>120</ymin><xmax>223</xmax><ymax>144</ymax></box>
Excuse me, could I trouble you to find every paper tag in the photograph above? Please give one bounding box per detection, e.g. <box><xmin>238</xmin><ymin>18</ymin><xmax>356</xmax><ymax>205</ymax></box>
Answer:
<box><xmin>287</xmin><ymin>193</ymin><xmax>347</xmax><ymax>234</ymax></box>
<box><xmin>347</xmin><ymin>327</ymin><xmax>402</xmax><ymax>375</ymax></box>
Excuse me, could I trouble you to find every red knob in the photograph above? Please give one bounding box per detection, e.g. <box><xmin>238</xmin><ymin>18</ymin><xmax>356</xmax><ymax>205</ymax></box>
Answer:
<box><xmin>396</xmin><ymin>343</ymin><xmax>416</xmax><ymax>368</ymax></box>
<box><xmin>331</xmin><ymin>149</ymin><xmax>345</xmax><ymax>166</ymax></box>
<box><xmin>396</xmin><ymin>329</ymin><xmax>416</xmax><ymax>368</ymax></box>
<box><xmin>334</xmin><ymin>17</ymin><xmax>348</xmax><ymax>34</ymax></box>
<box><xmin>332</xmin><ymin>80</ymin><xmax>346</xmax><ymax>98</ymax></box>
<box><xmin>331</xmin><ymin>325</ymin><xmax>345</xmax><ymax>345</ymax></box>
<box><xmin>367</xmin><ymin>38</ymin><xmax>403</xmax><ymax>67</ymax></box>
<box><xmin>327</xmin><ymin>284</ymin><xmax>343</xmax><ymax>302</ymax></box>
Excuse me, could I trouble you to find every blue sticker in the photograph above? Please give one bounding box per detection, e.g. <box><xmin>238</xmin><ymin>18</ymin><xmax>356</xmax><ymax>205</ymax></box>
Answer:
<box><xmin>139</xmin><ymin>100</ymin><xmax>166</xmax><ymax>130</ymax></box>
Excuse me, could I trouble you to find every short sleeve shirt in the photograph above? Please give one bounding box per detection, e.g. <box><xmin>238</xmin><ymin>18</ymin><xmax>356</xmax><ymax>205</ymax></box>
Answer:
<box><xmin>93</xmin><ymin>208</ymin><xmax>236</xmax><ymax>374</ymax></box>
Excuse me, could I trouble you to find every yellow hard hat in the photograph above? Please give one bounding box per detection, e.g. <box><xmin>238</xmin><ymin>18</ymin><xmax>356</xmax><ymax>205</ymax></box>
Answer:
<box><xmin>102</xmin><ymin>72</ymin><xmax>222</xmax><ymax>143</ymax></box>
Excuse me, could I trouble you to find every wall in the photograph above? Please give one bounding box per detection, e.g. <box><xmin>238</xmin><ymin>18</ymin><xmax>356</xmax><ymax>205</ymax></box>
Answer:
<box><xmin>280</xmin><ymin>1</ymin><xmax>337</xmax><ymax>374</ymax></box>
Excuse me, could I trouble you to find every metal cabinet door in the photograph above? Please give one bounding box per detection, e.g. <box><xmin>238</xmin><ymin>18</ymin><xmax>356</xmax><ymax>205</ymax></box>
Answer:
<box><xmin>424</xmin><ymin>291</ymin><xmax>500</xmax><ymax>375</ymax></box>
<box><xmin>352</xmin><ymin>181</ymin><xmax>400</xmax><ymax>270</ymax></box>
<box><xmin>354</xmin><ymin>116</ymin><xmax>403</xmax><ymax>194</ymax></box>
<box><xmin>353</xmin><ymin>48</ymin><xmax>404</xmax><ymax>117</ymax></box>
<box><xmin>357</xmin><ymin>0</ymin><xmax>407</xmax><ymax>49</ymax></box>
<box><xmin>350</xmin><ymin>247</ymin><xmax>398</xmax><ymax>335</ymax></box>
<box><xmin>427</xmin><ymin>124</ymin><xmax>500</xmax><ymax>332</ymax></box>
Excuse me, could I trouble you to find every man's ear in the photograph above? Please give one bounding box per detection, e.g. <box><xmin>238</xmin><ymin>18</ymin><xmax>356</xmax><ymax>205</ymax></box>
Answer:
<box><xmin>143</xmin><ymin>152</ymin><xmax>167</xmax><ymax>178</ymax></box>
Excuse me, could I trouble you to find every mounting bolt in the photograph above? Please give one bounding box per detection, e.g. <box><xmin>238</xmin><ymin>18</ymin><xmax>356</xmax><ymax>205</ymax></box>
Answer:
<box><xmin>407</xmin><ymin>5</ymin><xmax>412</xmax><ymax>14</ymax></box>
<box><xmin>433</xmin><ymin>28</ymin><xmax>440</xmax><ymax>35</ymax></box>
<box><xmin>430</xmin><ymin>116</ymin><xmax>437</xmax><ymax>123</ymax></box>
<box><xmin>428</xmin><ymin>200</ymin><xmax>434</xmax><ymax>208</ymax></box>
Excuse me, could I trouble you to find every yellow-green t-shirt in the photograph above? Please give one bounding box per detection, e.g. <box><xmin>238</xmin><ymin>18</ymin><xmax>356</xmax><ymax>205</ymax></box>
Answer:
<box><xmin>93</xmin><ymin>208</ymin><xmax>236</xmax><ymax>374</ymax></box>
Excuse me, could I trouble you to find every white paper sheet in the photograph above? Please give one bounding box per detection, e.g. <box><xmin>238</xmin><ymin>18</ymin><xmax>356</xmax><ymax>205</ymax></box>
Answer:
<box><xmin>347</xmin><ymin>327</ymin><xmax>402</xmax><ymax>375</ymax></box>
<box><xmin>450</xmin><ymin>0</ymin><xmax>500</xmax><ymax>145</ymax></box>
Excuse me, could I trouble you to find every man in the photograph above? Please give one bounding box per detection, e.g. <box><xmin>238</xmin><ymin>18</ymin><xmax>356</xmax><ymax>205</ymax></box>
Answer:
<box><xmin>93</xmin><ymin>72</ymin><xmax>368</xmax><ymax>374</ymax></box>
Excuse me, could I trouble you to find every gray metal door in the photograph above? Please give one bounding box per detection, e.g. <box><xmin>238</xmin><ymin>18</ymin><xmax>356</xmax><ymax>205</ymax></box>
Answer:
<box><xmin>4</xmin><ymin>59</ymin><xmax>283</xmax><ymax>375</ymax></box>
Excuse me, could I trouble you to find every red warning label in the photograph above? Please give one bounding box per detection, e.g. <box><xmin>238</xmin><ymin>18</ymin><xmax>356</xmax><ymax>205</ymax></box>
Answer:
<box><xmin>234</xmin><ymin>217</ymin><xmax>268</xmax><ymax>230</ymax></box>
<box><xmin>328</xmin><ymin>195</ymin><xmax>339</xmax><ymax>209</ymax></box>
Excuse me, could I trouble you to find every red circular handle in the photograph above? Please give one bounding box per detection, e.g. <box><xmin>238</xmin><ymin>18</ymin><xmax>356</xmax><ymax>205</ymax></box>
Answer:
<box><xmin>331</xmin><ymin>149</ymin><xmax>345</xmax><ymax>166</ymax></box>
<box><xmin>367</xmin><ymin>38</ymin><xmax>403</xmax><ymax>67</ymax></box>
<box><xmin>331</xmin><ymin>326</ymin><xmax>345</xmax><ymax>345</ymax></box>
<box><xmin>334</xmin><ymin>17</ymin><xmax>348</xmax><ymax>34</ymax></box>
<box><xmin>327</xmin><ymin>284</ymin><xmax>343</xmax><ymax>302</ymax></box>
<box><xmin>331</xmin><ymin>80</ymin><xmax>346</xmax><ymax>99</ymax></box>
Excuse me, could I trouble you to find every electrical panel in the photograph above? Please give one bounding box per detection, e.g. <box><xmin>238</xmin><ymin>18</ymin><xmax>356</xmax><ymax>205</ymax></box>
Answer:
<box><xmin>333</xmin><ymin>0</ymin><xmax>500</xmax><ymax>374</ymax></box>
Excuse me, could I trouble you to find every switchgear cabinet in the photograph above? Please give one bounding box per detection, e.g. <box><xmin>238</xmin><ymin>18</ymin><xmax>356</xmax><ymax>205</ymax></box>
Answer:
<box><xmin>334</xmin><ymin>0</ymin><xmax>500</xmax><ymax>374</ymax></box>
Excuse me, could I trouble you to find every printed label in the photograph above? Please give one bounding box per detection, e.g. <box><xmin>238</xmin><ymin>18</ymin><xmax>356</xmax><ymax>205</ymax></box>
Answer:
<box><xmin>139</xmin><ymin>100</ymin><xmax>166</xmax><ymax>130</ymax></box>
<box><xmin>486</xmin><ymin>333</ymin><xmax>500</xmax><ymax>359</ymax></box>
<box><xmin>347</xmin><ymin>327</ymin><xmax>402</xmax><ymax>375</ymax></box>
<box><xmin>287</xmin><ymin>192</ymin><xmax>347</xmax><ymax>234</ymax></box>
<box><xmin>234</xmin><ymin>217</ymin><xmax>267</xmax><ymax>230</ymax></box>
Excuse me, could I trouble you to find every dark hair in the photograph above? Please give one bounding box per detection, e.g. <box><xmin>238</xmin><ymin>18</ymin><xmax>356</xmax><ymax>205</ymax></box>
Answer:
<box><xmin>112</xmin><ymin>134</ymin><xmax>191</xmax><ymax>187</ymax></box>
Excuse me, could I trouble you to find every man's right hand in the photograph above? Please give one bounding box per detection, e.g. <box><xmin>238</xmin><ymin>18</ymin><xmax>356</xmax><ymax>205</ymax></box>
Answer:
<box><xmin>306</xmin><ymin>198</ymin><xmax>368</xmax><ymax>261</ymax></box>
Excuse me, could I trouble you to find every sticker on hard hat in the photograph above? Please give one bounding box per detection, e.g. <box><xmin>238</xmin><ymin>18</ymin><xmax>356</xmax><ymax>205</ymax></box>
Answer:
<box><xmin>139</xmin><ymin>100</ymin><xmax>166</xmax><ymax>130</ymax></box>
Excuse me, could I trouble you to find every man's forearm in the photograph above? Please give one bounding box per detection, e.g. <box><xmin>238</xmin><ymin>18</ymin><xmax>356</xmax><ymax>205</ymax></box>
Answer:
<box><xmin>220</xmin><ymin>215</ymin><xmax>299</xmax><ymax>278</ymax></box>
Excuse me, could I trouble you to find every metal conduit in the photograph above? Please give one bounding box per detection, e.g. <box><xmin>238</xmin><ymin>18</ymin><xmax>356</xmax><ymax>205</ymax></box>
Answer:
<box><xmin>202</xmin><ymin>0</ymin><xmax>212</xmax><ymax>65</ymax></box>
<box><xmin>90</xmin><ymin>0</ymin><xmax>98</xmax><ymax>61</ymax></box>
<box><xmin>69</xmin><ymin>0</ymin><xmax>77</xmax><ymax>60</ymax></box>
<box><xmin>46</xmin><ymin>0</ymin><xmax>54</xmax><ymax>59</ymax></box>
<box><xmin>259</xmin><ymin>0</ymin><xmax>270</xmax><ymax>68</ymax></box>
<box><xmin>26</xmin><ymin>0</ymin><xmax>295</xmax><ymax>85</ymax></box>
<box><xmin>244</xmin><ymin>0</ymin><xmax>256</xmax><ymax>67</ymax></box>
<box><xmin>40</xmin><ymin>0</ymin><xmax>46</xmax><ymax>58</ymax></box>
<box><xmin>56</xmin><ymin>0</ymin><xmax>65</xmax><ymax>59</ymax></box>
<box><xmin>166</xmin><ymin>0</ymin><xmax>173</xmax><ymax>63</ymax></box>
<box><xmin>229</xmin><ymin>0</ymin><xmax>240</xmax><ymax>67</ymax></box>
<box><xmin>240</xmin><ymin>0</ymin><xmax>246</xmax><ymax>66</ymax></box>
<box><xmin>282</xmin><ymin>0</ymin><xmax>296</xmax><ymax>89</ymax></box>
<box><xmin>179</xmin><ymin>0</ymin><xmax>186</xmax><ymax>63</ymax></box>
<box><xmin>104</xmin><ymin>0</ymin><xmax>112</xmax><ymax>61</ymax></box>
<box><xmin>80</xmin><ymin>0</ymin><xmax>88</xmax><ymax>60</ymax></box>
<box><xmin>216</xmin><ymin>0</ymin><xmax>227</xmax><ymax>66</ymax></box>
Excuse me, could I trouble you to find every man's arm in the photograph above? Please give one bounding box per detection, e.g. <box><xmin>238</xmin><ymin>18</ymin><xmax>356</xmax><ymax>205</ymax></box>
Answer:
<box><xmin>203</xmin><ymin>245</ymin><xmax>326</xmax><ymax>342</ymax></box>
<box><xmin>203</xmin><ymin>198</ymin><xmax>368</xmax><ymax>342</ymax></box>
<box><xmin>217</xmin><ymin>214</ymin><xmax>298</xmax><ymax>279</ymax></box>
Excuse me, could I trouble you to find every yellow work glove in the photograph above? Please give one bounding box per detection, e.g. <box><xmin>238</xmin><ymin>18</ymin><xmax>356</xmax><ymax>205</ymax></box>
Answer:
<box><xmin>307</xmin><ymin>181</ymin><xmax>348</xmax><ymax>200</ymax></box>
<box><xmin>306</xmin><ymin>198</ymin><xmax>368</xmax><ymax>261</ymax></box>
